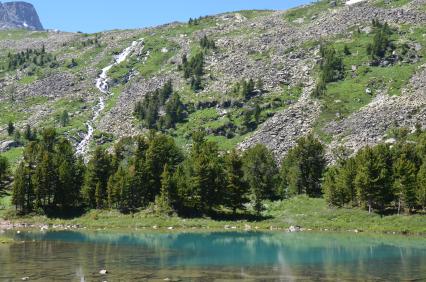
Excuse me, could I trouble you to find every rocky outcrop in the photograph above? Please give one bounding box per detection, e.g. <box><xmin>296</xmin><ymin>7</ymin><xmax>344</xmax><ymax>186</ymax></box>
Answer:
<box><xmin>325</xmin><ymin>65</ymin><xmax>426</xmax><ymax>160</ymax></box>
<box><xmin>0</xmin><ymin>1</ymin><xmax>43</xmax><ymax>30</ymax></box>
<box><xmin>239</xmin><ymin>84</ymin><xmax>321</xmax><ymax>163</ymax></box>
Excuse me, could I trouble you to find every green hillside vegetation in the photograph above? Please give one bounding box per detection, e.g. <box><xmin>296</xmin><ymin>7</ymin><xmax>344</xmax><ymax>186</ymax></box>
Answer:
<box><xmin>313</xmin><ymin>21</ymin><xmax>426</xmax><ymax>141</ymax></box>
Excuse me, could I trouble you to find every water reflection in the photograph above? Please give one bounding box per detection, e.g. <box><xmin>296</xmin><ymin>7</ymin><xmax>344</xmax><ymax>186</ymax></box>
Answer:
<box><xmin>0</xmin><ymin>231</ymin><xmax>425</xmax><ymax>281</ymax></box>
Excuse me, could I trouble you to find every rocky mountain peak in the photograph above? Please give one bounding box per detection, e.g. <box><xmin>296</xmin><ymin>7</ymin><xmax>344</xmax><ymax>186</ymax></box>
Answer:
<box><xmin>0</xmin><ymin>1</ymin><xmax>43</xmax><ymax>30</ymax></box>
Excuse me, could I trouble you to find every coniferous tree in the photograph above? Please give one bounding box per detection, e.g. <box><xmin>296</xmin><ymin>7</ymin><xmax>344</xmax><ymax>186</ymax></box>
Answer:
<box><xmin>143</xmin><ymin>133</ymin><xmax>183</xmax><ymax>203</ymax></box>
<box><xmin>59</xmin><ymin>110</ymin><xmax>70</xmax><ymax>127</ymax></box>
<box><xmin>155</xmin><ymin>164</ymin><xmax>174</xmax><ymax>215</ymax></box>
<box><xmin>355</xmin><ymin>145</ymin><xmax>393</xmax><ymax>213</ymax></box>
<box><xmin>12</xmin><ymin>162</ymin><xmax>34</xmax><ymax>214</ymax></box>
<box><xmin>0</xmin><ymin>155</ymin><xmax>9</xmax><ymax>196</ymax></box>
<box><xmin>280</xmin><ymin>134</ymin><xmax>326</xmax><ymax>197</ymax></box>
<box><xmin>242</xmin><ymin>144</ymin><xmax>278</xmax><ymax>214</ymax></box>
<box><xmin>322</xmin><ymin>167</ymin><xmax>341</xmax><ymax>207</ymax></box>
<box><xmin>416</xmin><ymin>163</ymin><xmax>426</xmax><ymax>211</ymax></box>
<box><xmin>55</xmin><ymin>139</ymin><xmax>81</xmax><ymax>208</ymax></box>
<box><xmin>336</xmin><ymin>158</ymin><xmax>357</xmax><ymax>206</ymax></box>
<box><xmin>192</xmin><ymin>140</ymin><xmax>224</xmax><ymax>212</ymax></box>
<box><xmin>164</xmin><ymin>92</ymin><xmax>186</xmax><ymax>129</ymax></box>
<box><xmin>7</xmin><ymin>121</ymin><xmax>15</xmax><ymax>136</ymax></box>
<box><xmin>224</xmin><ymin>149</ymin><xmax>248</xmax><ymax>214</ymax></box>
<box><xmin>82</xmin><ymin>147</ymin><xmax>112</xmax><ymax>209</ymax></box>
<box><xmin>393</xmin><ymin>155</ymin><xmax>417</xmax><ymax>214</ymax></box>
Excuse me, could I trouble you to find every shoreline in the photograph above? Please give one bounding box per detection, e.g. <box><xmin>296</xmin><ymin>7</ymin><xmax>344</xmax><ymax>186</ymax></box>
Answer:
<box><xmin>1</xmin><ymin>218</ymin><xmax>425</xmax><ymax>237</ymax></box>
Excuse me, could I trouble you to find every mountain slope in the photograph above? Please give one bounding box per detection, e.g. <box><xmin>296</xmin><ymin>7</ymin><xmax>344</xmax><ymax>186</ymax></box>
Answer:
<box><xmin>1</xmin><ymin>0</ymin><xmax>426</xmax><ymax>165</ymax></box>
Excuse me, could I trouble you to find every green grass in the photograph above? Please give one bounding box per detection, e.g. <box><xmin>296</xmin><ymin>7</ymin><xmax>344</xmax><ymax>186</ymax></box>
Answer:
<box><xmin>67</xmin><ymin>45</ymin><xmax>105</xmax><ymax>73</ymax></box>
<box><xmin>0</xmin><ymin>30</ymin><xmax>48</xmax><ymax>41</ymax></box>
<box><xmin>0</xmin><ymin>235</ymin><xmax>15</xmax><ymax>244</ymax></box>
<box><xmin>0</xmin><ymin>195</ymin><xmax>12</xmax><ymax>210</ymax></box>
<box><xmin>0</xmin><ymin>96</ymin><xmax>49</xmax><ymax>126</ymax></box>
<box><xmin>283</xmin><ymin>0</ymin><xmax>342</xmax><ymax>24</ymax></box>
<box><xmin>170</xmin><ymin>85</ymin><xmax>302</xmax><ymax>150</ymax></box>
<box><xmin>264</xmin><ymin>196</ymin><xmax>426</xmax><ymax>234</ymax></box>
<box><xmin>229</xmin><ymin>10</ymin><xmax>274</xmax><ymax>20</ymax></box>
<box><xmin>18</xmin><ymin>75</ymin><xmax>38</xmax><ymax>84</ymax></box>
<box><xmin>314</xmin><ymin>25</ymin><xmax>426</xmax><ymax>142</ymax></box>
<box><xmin>43</xmin><ymin>97</ymin><xmax>90</xmax><ymax>136</ymax></box>
<box><xmin>1</xmin><ymin>196</ymin><xmax>424</xmax><ymax>234</ymax></box>
<box><xmin>1</xmin><ymin>147</ymin><xmax>24</xmax><ymax>171</ymax></box>
<box><xmin>107</xmin><ymin>35</ymin><xmax>178</xmax><ymax>83</ymax></box>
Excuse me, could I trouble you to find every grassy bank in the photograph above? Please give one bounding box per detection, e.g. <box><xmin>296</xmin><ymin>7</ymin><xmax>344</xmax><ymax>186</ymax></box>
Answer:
<box><xmin>0</xmin><ymin>235</ymin><xmax>15</xmax><ymax>244</ymax></box>
<box><xmin>1</xmin><ymin>196</ymin><xmax>425</xmax><ymax>235</ymax></box>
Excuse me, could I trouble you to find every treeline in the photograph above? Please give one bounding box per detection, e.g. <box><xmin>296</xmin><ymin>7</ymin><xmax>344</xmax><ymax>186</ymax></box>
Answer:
<box><xmin>134</xmin><ymin>80</ymin><xmax>186</xmax><ymax>130</ymax></box>
<box><xmin>188</xmin><ymin>16</ymin><xmax>210</xmax><ymax>26</ymax></box>
<box><xmin>10</xmin><ymin>128</ymin><xmax>281</xmax><ymax>216</ymax></box>
<box><xmin>324</xmin><ymin>139</ymin><xmax>426</xmax><ymax>214</ymax></box>
<box><xmin>7</xmin><ymin>126</ymin><xmax>426</xmax><ymax>216</ymax></box>
<box><xmin>5</xmin><ymin>46</ymin><xmax>58</xmax><ymax>71</ymax></box>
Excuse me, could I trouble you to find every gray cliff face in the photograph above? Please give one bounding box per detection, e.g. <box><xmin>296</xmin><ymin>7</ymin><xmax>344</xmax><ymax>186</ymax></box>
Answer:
<box><xmin>0</xmin><ymin>1</ymin><xmax>43</xmax><ymax>30</ymax></box>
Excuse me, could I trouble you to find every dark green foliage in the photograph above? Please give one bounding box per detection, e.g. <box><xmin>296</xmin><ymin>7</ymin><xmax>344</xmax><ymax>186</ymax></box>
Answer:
<box><xmin>23</xmin><ymin>124</ymin><xmax>37</xmax><ymax>141</ymax></box>
<box><xmin>7</xmin><ymin>121</ymin><xmax>15</xmax><ymax>136</ymax></box>
<box><xmin>242</xmin><ymin>144</ymin><xmax>279</xmax><ymax>214</ymax></box>
<box><xmin>143</xmin><ymin>133</ymin><xmax>183</xmax><ymax>203</ymax></box>
<box><xmin>319</xmin><ymin>44</ymin><xmax>344</xmax><ymax>83</ymax></box>
<box><xmin>12</xmin><ymin>162</ymin><xmax>34</xmax><ymax>214</ymax></box>
<box><xmin>59</xmin><ymin>110</ymin><xmax>70</xmax><ymax>127</ymax></box>
<box><xmin>224</xmin><ymin>150</ymin><xmax>249</xmax><ymax>214</ymax></box>
<box><xmin>8</xmin><ymin>123</ymin><xmax>426</xmax><ymax>218</ymax></box>
<box><xmin>0</xmin><ymin>155</ymin><xmax>9</xmax><ymax>196</ymax></box>
<box><xmin>182</xmin><ymin>52</ymin><xmax>204</xmax><ymax>79</ymax></box>
<box><xmin>181</xmin><ymin>52</ymin><xmax>204</xmax><ymax>91</ymax></box>
<box><xmin>12</xmin><ymin>128</ymin><xmax>83</xmax><ymax>214</ymax></box>
<box><xmin>83</xmin><ymin>147</ymin><xmax>112</xmax><ymax>209</ymax></box>
<box><xmin>107</xmin><ymin>166</ymin><xmax>135</xmax><ymax>212</ymax></box>
<box><xmin>280</xmin><ymin>134</ymin><xmax>326</xmax><ymax>198</ymax></box>
<box><xmin>5</xmin><ymin>46</ymin><xmax>57</xmax><ymax>71</ymax></box>
<box><xmin>324</xmin><ymin>137</ymin><xmax>426</xmax><ymax>214</ymax></box>
<box><xmin>241</xmin><ymin>78</ymin><xmax>256</xmax><ymax>100</ymax></box>
<box><xmin>67</xmin><ymin>58</ymin><xmax>78</xmax><ymax>69</ymax></box>
<box><xmin>367</xmin><ymin>20</ymin><xmax>393</xmax><ymax>61</ymax></box>
<box><xmin>154</xmin><ymin>164</ymin><xmax>174</xmax><ymax>215</ymax></box>
<box><xmin>174</xmin><ymin>131</ymin><xmax>224</xmax><ymax>213</ymax></box>
<box><xmin>416</xmin><ymin>163</ymin><xmax>426</xmax><ymax>210</ymax></box>
<box><xmin>163</xmin><ymin>92</ymin><xmax>186</xmax><ymax>129</ymax></box>
<box><xmin>393</xmin><ymin>153</ymin><xmax>417</xmax><ymax>214</ymax></box>
<box><xmin>134</xmin><ymin>80</ymin><xmax>186</xmax><ymax>130</ymax></box>
<box><xmin>343</xmin><ymin>45</ymin><xmax>351</xmax><ymax>56</ymax></box>
<box><xmin>200</xmin><ymin>35</ymin><xmax>216</xmax><ymax>50</ymax></box>
<box><xmin>313</xmin><ymin>44</ymin><xmax>344</xmax><ymax>97</ymax></box>
<box><xmin>323</xmin><ymin>158</ymin><xmax>357</xmax><ymax>207</ymax></box>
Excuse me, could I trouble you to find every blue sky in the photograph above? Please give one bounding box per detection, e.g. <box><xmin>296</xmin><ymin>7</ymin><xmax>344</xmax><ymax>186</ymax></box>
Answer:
<box><xmin>27</xmin><ymin>0</ymin><xmax>312</xmax><ymax>33</ymax></box>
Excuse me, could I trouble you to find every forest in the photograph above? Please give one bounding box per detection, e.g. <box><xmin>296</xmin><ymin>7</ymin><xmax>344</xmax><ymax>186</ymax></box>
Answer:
<box><xmin>1</xmin><ymin>125</ymin><xmax>425</xmax><ymax>218</ymax></box>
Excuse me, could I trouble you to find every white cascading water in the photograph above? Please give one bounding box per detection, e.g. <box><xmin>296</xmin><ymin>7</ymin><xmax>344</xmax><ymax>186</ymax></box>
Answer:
<box><xmin>76</xmin><ymin>39</ymin><xmax>143</xmax><ymax>157</ymax></box>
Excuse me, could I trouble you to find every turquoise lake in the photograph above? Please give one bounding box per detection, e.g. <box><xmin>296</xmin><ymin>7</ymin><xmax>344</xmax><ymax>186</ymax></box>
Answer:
<box><xmin>0</xmin><ymin>231</ymin><xmax>425</xmax><ymax>281</ymax></box>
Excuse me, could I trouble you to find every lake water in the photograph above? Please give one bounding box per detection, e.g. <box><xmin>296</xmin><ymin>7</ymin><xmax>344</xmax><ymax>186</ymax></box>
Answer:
<box><xmin>0</xmin><ymin>231</ymin><xmax>425</xmax><ymax>281</ymax></box>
